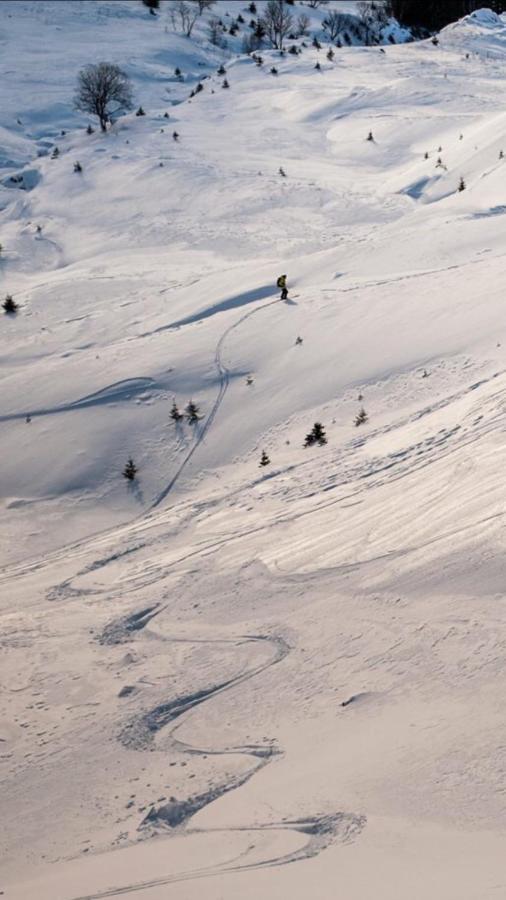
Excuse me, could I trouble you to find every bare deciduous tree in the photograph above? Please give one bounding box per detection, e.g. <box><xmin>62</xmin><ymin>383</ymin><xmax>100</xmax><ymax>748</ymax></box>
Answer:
<box><xmin>189</xmin><ymin>0</ymin><xmax>216</xmax><ymax>11</ymax></box>
<box><xmin>260</xmin><ymin>0</ymin><xmax>293</xmax><ymax>50</ymax></box>
<box><xmin>74</xmin><ymin>62</ymin><xmax>133</xmax><ymax>132</ymax></box>
<box><xmin>170</xmin><ymin>1</ymin><xmax>200</xmax><ymax>36</ymax></box>
<box><xmin>322</xmin><ymin>10</ymin><xmax>347</xmax><ymax>40</ymax></box>
<box><xmin>307</xmin><ymin>0</ymin><xmax>329</xmax><ymax>8</ymax></box>
<box><xmin>295</xmin><ymin>12</ymin><xmax>310</xmax><ymax>36</ymax></box>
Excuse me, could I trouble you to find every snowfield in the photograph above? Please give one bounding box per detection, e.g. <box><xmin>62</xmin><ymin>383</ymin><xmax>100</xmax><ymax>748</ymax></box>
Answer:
<box><xmin>2</xmin><ymin>2</ymin><xmax>506</xmax><ymax>898</ymax></box>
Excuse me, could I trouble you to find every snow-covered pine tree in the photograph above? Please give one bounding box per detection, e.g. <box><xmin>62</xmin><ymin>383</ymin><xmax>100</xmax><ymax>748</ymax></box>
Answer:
<box><xmin>458</xmin><ymin>176</ymin><xmax>466</xmax><ymax>192</ymax></box>
<box><xmin>259</xmin><ymin>450</ymin><xmax>270</xmax><ymax>467</ymax></box>
<box><xmin>136</xmin><ymin>106</ymin><xmax>146</xmax><ymax>116</ymax></box>
<box><xmin>355</xmin><ymin>408</ymin><xmax>368</xmax><ymax>426</ymax></box>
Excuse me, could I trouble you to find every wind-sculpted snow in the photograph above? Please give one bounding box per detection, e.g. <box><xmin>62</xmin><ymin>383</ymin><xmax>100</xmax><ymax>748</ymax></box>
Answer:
<box><xmin>5</xmin><ymin>3</ymin><xmax>506</xmax><ymax>898</ymax></box>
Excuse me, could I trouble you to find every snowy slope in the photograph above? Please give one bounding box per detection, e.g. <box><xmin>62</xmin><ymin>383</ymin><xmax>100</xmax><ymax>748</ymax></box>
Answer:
<box><xmin>3</xmin><ymin>3</ymin><xmax>506</xmax><ymax>899</ymax></box>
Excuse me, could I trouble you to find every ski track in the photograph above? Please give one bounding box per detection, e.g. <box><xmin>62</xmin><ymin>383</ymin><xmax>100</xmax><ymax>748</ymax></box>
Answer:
<box><xmin>68</xmin><ymin>612</ymin><xmax>364</xmax><ymax>897</ymax></box>
<box><xmin>150</xmin><ymin>293</ymin><xmax>281</xmax><ymax>508</ymax></box>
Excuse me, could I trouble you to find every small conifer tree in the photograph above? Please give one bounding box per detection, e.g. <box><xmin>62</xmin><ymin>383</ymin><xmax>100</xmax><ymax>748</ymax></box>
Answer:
<box><xmin>355</xmin><ymin>408</ymin><xmax>368</xmax><ymax>427</ymax></box>
<box><xmin>3</xmin><ymin>294</ymin><xmax>18</xmax><ymax>314</ymax></box>
<box><xmin>458</xmin><ymin>176</ymin><xmax>466</xmax><ymax>192</ymax></box>
<box><xmin>170</xmin><ymin>400</ymin><xmax>183</xmax><ymax>421</ymax></box>
<box><xmin>217</xmin><ymin>64</ymin><xmax>226</xmax><ymax>75</ymax></box>
<box><xmin>173</xmin><ymin>130</ymin><xmax>179</xmax><ymax>141</ymax></box>
<box><xmin>123</xmin><ymin>458</ymin><xmax>137</xmax><ymax>481</ymax></box>
<box><xmin>74</xmin><ymin>161</ymin><xmax>82</xmax><ymax>173</ymax></box>
<box><xmin>185</xmin><ymin>400</ymin><xmax>201</xmax><ymax>423</ymax></box>
<box><xmin>259</xmin><ymin>450</ymin><xmax>270</xmax><ymax>467</ymax></box>
<box><xmin>500</xmin><ymin>150</ymin><xmax>504</xmax><ymax>160</ymax></box>
<box><xmin>367</xmin><ymin>131</ymin><xmax>374</xmax><ymax>142</ymax></box>
<box><xmin>271</xmin><ymin>66</ymin><xmax>278</xmax><ymax>74</ymax></box>
<box><xmin>327</xmin><ymin>48</ymin><xmax>334</xmax><ymax>61</ymax></box>
<box><xmin>314</xmin><ymin>61</ymin><xmax>321</xmax><ymax>70</ymax></box>
<box><xmin>222</xmin><ymin>78</ymin><xmax>230</xmax><ymax>88</ymax></box>
<box><xmin>51</xmin><ymin>147</ymin><xmax>59</xmax><ymax>159</ymax></box>
<box><xmin>86</xmin><ymin>124</ymin><xmax>94</xmax><ymax>134</ymax></box>
<box><xmin>424</xmin><ymin>151</ymin><xmax>429</xmax><ymax>159</ymax></box>
<box><xmin>304</xmin><ymin>422</ymin><xmax>327</xmax><ymax>447</ymax></box>
<box><xmin>136</xmin><ymin>106</ymin><xmax>146</xmax><ymax>116</ymax></box>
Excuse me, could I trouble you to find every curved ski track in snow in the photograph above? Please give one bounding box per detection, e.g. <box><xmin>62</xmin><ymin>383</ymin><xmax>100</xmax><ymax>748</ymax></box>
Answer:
<box><xmin>67</xmin><ymin>615</ymin><xmax>364</xmax><ymax>898</ymax></box>
<box><xmin>151</xmin><ymin>293</ymin><xmax>281</xmax><ymax>508</ymax></box>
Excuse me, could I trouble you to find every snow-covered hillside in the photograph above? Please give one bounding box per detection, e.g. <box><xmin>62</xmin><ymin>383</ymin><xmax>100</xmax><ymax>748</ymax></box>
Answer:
<box><xmin>3</xmin><ymin>2</ymin><xmax>506</xmax><ymax>898</ymax></box>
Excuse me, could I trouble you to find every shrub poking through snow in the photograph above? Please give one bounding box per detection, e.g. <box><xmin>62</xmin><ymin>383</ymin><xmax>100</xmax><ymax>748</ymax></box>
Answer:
<box><xmin>259</xmin><ymin>450</ymin><xmax>270</xmax><ymax>467</ymax></box>
<box><xmin>313</xmin><ymin>36</ymin><xmax>321</xmax><ymax>50</ymax></box>
<box><xmin>136</xmin><ymin>106</ymin><xmax>146</xmax><ymax>116</ymax></box>
<box><xmin>217</xmin><ymin>64</ymin><xmax>226</xmax><ymax>75</ymax></box>
<box><xmin>458</xmin><ymin>176</ymin><xmax>466</xmax><ymax>192</ymax></box>
<box><xmin>246</xmin><ymin>374</ymin><xmax>254</xmax><ymax>385</ymax></box>
<box><xmin>315</xmin><ymin>61</ymin><xmax>321</xmax><ymax>70</ymax></box>
<box><xmin>2</xmin><ymin>294</ymin><xmax>18</xmax><ymax>314</ymax></box>
<box><xmin>123</xmin><ymin>458</ymin><xmax>137</xmax><ymax>481</ymax></box>
<box><xmin>173</xmin><ymin>130</ymin><xmax>179</xmax><ymax>141</ymax></box>
<box><xmin>355</xmin><ymin>408</ymin><xmax>368</xmax><ymax>427</ymax></box>
<box><xmin>289</xmin><ymin>44</ymin><xmax>298</xmax><ymax>55</ymax></box>
<box><xmin>185</xmin><ymin>400</ymin><xmax>202</xmax><ymax>423</ymax></box>
<box><xmin>51</xmin><ymin>147</ymin><xmax>59</xmax><ymax>159</ymax></box>
<box><xmin>367</xmin><ymin>131</ymin><xmax>374</xmax><ymax>142</ymax></box>
<box><xmin>164</xmin><ymin>111</ymin><xmax>170</xmax><ymax>118</ymax></box>
<box><xmin>432</xmin><ymin>35</ymin><xmax>439</xmax><ymax>45</ymax></box>
<box><xmin>86</xmin><ymin>124</ymin><xmax>94</xmax><ymax>134</ymax></box>
<box><xmin>304</xmin><ymin>422</ymin><xmax>327</xmax><ymax>447</ymax></box>
<box><xmin>500</xmin><ymin>150</ymin><xmax>504</xmax><ymax>160</ymax></box>
<box><xmin>271</xmin><ymin>66</ymin><xmax>278</xmax><ymax>74</ymax></box>
<box><xmin>170</xmin><ymin>400</ymin><xmax>183</xmax><ymax>422</ymax></box>
<box><xmin>295</xmin><ymin>335</ymin><xmax>303</xmax><ymax>345</ymax></box>
<box><xmin>424</xmin><ymin>151</ymin><xmax>429</xmax><ymax>159</ymax></box>
<box><xmin>74</xmin><ymin>161</ymin><xmax>82</xmax><ymax>173</ymax></box>
<box><xmin>279</xmin><ymin>166</ymin><xmax>286</xmax><ymax>176</ymax></box>
<box><xmin>175</xmin><ymin>67</ymin><xmax>182</xmax><ymax>77</ymax></box>
<box><xmin>327</xmin><ymin>48</ymin><xmax>334</xmax><ymax>61</ymax></box>
<box><xmin>222</xmin><ymin>78</ymin><xmax>230</xmax><ymax>88</ymax></box>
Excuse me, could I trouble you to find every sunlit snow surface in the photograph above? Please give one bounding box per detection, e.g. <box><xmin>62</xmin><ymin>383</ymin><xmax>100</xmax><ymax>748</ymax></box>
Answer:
<box><xmin>2</xmin><ymin>3</ymin><xmax>506</xmax><ymax>898</ymax></box>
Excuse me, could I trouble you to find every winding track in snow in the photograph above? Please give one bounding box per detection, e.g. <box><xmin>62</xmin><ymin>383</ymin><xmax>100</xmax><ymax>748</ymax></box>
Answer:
<box><xmin>150</xmin><ymin>292</ymin><xmax>281</xmax><ymax>508</ymax></box>
<box><xmin>69</xmin><ymin>613</ymin><xmax>364</xmax><ymax>898</ymax></box>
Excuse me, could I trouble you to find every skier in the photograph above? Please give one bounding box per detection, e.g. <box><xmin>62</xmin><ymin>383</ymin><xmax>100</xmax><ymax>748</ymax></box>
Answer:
<box><xmin>277</xmin><ymin>274</ymin><xmax>288</xmax><ymax>300</ymax></box>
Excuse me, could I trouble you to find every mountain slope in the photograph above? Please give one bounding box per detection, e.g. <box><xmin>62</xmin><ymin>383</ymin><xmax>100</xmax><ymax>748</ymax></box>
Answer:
<box><xmin>3</xmin><ymin>4</ymin><xmax>506</xmax><ymax>900</ymax></box>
